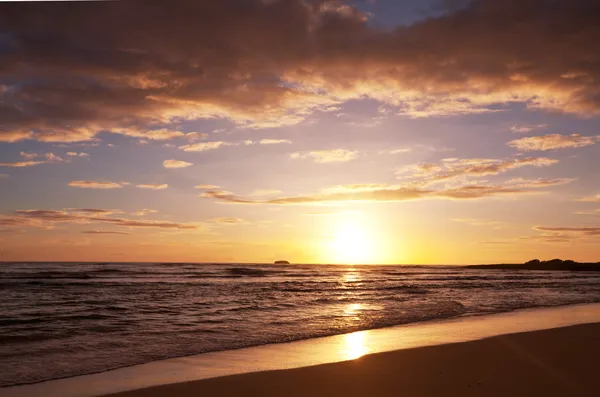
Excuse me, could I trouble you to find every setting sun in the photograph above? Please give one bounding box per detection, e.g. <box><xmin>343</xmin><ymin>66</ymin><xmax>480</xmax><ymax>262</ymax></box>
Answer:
<box><xmin>330</xmin><ymin>220</ymin><xmax>375</xmax><ymax>264</ymax></box>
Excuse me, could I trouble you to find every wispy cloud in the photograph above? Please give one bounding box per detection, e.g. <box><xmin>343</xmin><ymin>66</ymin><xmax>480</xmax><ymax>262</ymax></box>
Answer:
<box><xmin>110</xmin><ymin>128</ymin><xmax>185</xmax><ymax>141</ymax></box>
<box><xmin>396</xmin><ymin>157</ymin><xmax>558</xmax><ymax>185</ymax></box>
<box><xmin>378</xmin><ymin>148</ymin><xmax>412</xmax><ymax>155</ymax></box>
<box><xmin>179</xmin><ymin>141</ymin><xmax>231</xmax><ymax>152</ymax></box>
<box><xmin>505</xmin><ymin>178</ymin><xmax>576</xmax><ymax>188</ymax></box>
<box><xmin>163</xmin><ymin>159</ymin><xmax>193</xmax><ymax>169</ymax></box>
<box><xmin>510</xmin><ymin>124</ymin><xmax>548</xmax><ymax>133</ymax></box>
<box><xmin>0</xmin><ymin>209</ymin><xmax>197</xmax><ymax>230</ymax></box>
<box><xmin>258</xmin><ymin>139</ymin><xmax>292</xmax><ymax>145</ymax></box>
<box><xmin>68</xmin><ymin>180</ymin><xmax>124</xmax><ymax>189</ymax></box>
<box><xmin>82</xmin><ymin>230</ymin><xmax>132</xmax><ymax>235</ymax></box>
<box><xmin>290</xmin><ymin>149</ymin><xmax>358</xmax><ymax>163</ymax></box>
<box><xmin>130</xmin><ymin>209</ymin><xmax>158</xmax><ymax>217</ymax></box>
<box><xmin>136</xmin><ymin>184</ymin><xmax>168</xmax><ymax>190</ymax></box>
<box><xmin>452</xmin><ymin>218</ymin><xmax>507</xmax><ymax>228</ymax></box>
<box><xmin>199</xmin><ymin>182</ymin><xmax>544</xmax><ymax>206</ymax></box>
<box><xmin>66</xmin><ymin>152</ymin><xmax>90</xmax><ymax>157</ymax></box>
<box><xmin>533</xmin><ymin>226</ymin><xmax>600</xmax><ymax>237</ymax></box>
<box><xmin>508</xmin><ymin>134</ymin><xmax>599</xmax><ymax>151</ymax></box>
<box><xmin>0</xmin><ymin>160</ymin><xmax>45</xmax><ymax>168</ymax></box>
<box><xmin>209</xmin><ymin>217</ymin><xmax>246</xmax><ymax>225</ymax></box>
<box><xmin>577</xmin><ymin>194</ymin><xmax>600</xmax><ymax>203</ymax></box>
<box><xmin>195</xmin><ymin>184</ymin><xmax>220</xmax><ymax>189</ymax></box>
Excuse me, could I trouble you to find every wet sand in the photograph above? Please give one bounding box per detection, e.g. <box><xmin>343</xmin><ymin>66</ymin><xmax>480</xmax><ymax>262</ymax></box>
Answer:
<box><xmin>105</xmin><ymin>322</ymin><xmax>600</xmax><ymax>397</ymax></box>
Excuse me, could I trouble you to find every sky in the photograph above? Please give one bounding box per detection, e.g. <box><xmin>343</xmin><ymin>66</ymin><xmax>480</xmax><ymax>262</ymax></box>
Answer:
<box><xmin>1</xmin><ymin>0</ymin><xmax>599</xmax><ymax>264</ymax></box>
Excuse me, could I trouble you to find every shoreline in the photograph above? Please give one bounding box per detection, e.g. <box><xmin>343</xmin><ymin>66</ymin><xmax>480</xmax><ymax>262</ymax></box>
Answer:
<box><xmin>2</xmin><ymin>302</ymin><xmax>600</xmax><ymax>397</ymax></box>
<box><xmin>106</xmin><ymin>322</ymin><xmax>600</xmax><ymax>397</ymax></box>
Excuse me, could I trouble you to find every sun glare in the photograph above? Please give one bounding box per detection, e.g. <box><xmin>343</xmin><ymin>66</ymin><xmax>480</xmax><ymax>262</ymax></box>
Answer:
<box><xmin>330</xmin><ymin>219</ymin><xmax>375</xmax><ymax>264</ymax></box>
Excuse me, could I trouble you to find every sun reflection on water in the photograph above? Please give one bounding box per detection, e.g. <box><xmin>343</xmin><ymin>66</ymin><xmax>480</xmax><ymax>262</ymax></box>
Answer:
<box><xmin>342</xmin><ymin>331</ymin><xmax>370</xmax><ymax>360</ymax></box>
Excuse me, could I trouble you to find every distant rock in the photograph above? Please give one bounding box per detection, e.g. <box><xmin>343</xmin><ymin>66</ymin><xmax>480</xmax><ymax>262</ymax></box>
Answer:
<box><xmin>468</xmin><ymin>259</ymin><xmax>600</xmax><ymax>271</ymax></box>
<box><xmin>274</xmin><ymin>260</ymin><xmax>290</xmax><ymax>265</ymax></box>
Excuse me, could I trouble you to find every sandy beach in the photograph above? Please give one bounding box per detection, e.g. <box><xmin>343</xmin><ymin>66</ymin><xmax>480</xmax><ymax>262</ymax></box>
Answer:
<box><xmin>104</xmin><ymin>322</ymin><xmax>600</xmax><ymax>397</ymax></box>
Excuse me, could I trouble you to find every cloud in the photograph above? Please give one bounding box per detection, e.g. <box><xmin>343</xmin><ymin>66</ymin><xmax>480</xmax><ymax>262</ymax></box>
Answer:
<box><xmin>508</xmin><ymin>134</ymin><xmax>599</xmax><ymax>151</ymax></box>
<box><xmin>136</xmin><ymin>183</ymin><xmax>168</xmax><ymax>190</ymax></box>
<box><xmin>179</xmin><ymin>141</ymin><xmax>231</xmax><ymax>152</ymax></box>
<box><xmin>510</xmin><ymin>124</ymin><xmax>548</xmax><ymax>133</ymax></box>
<box><xmin>1</xmin><ymin>152</ymin><xmax>68</xmax><ymax>167</ymax></box>
<box><xmin>200</xmin><ymin>182</ymin><xmax>542</xmax><ymax>206</ymax></box>
<box><xmin>68</xmin><ymin>180</ymin><xmax>124</xmax><ymax>189</ymax></box>
<box><xmin>452</xmin><ymin>218</ymin><xmax>506</xmax><ymax>227</ymax></box>
<box><xmin>0</xmin><ymin>161</ymin><xmax>45</xmax><ymax>168</ymax></box>
<box><xmin>290</xmin><ymin>149</ymin><xmax>358</xmax><ymax>163</ymax></box>
<box><xmin>209</xmin><ymin>217</ymin><xmax>246</xmax><ymax>224</ymax></box>
<box><xmin>130</xmin><ymin>209</ymin><xmax>158</xmax><ymax>216</ymax></box>
<box><xmin>578</xmin><ymin>194</ymin><xmax>600</xmax><ymax>202</ymax></box>
<box><xmin>378</xmin><ymin>148</ymin><xmax>412</xmax><ymax>155</ymax></box>
<box><xmin>82</xmin><ymin>230</ymin><xmax>132</xmax><ymax>235</ymax></box>
<box><xmin>66</xmin><ymin>152</ymin><xmax>90</xmax><ymax>157</ymax></box>
<box><xmin>505</xmin><ymin>178</ymin><xmax>576</xmax><ymax>188</ymax></box>
<box><xmin>1</xmin><ymin>208</ymin><xmax>197</xmax><ymax>230</ymax></box>
<box><xmin>533</xmin><ymin>226</ymin><xmax>600</xmax><ymax>237</ymax></box>
<box><xmin>67</xmin><ymin>208</ymin><xmax>124</xmax><ymax>215</ymax></box>
<box><xmin>574</xmin><ymin>209</ymin><xmax>600</xmax><ymax>215</ymax></box>
<box><xmin>184</xmin><ymin>132</ymin><xmax>209</xmax><ymax>142</ymax></box>
<box><xmin>163</xmin><ymin>159</ymin><xmax>193</xmax><ymax>169</ymax></box>
<box><xmin>396</xmin><ymin>157</ymin><xmax>558</xmax><ymax>185</ymax></box>
<box><xmin>5</xmin><ymin>0</ymin><xmax>600</xmax><ymax>141</ymax></box>
<box><xmin>109</xmin><ymin>128</ymin><xmax>186</xmax><ymax>140</ymax></box>
<box><xmin>258</xmin><ymin>139</ymin><xmax>292</xmax><ymax>145</ymax></box>
<box><xmin>195</xmin><ymin>184</ymin><xmax>220</xmax><ymax>189</ymax></box>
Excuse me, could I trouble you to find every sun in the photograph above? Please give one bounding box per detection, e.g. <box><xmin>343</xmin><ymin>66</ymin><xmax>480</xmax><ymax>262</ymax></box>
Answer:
<box><xmin>330</xmin><ymin>219</ymin><xmax>375</xmax><ymax>264</ymax></box>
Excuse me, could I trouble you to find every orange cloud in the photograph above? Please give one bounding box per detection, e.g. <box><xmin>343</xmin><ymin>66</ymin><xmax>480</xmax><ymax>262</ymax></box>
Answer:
<box><xmin>0</xmin><ymin>161</ymin><xmax>45</xmax><ymax>168</ymax></box>
<box><xmin>396</xmin><ymin>157</ymin><xmax>558</xmax><ymax>185</ymax></box>
<box><xmin>179</xmin><ymin>141</ymin><xmax>231</xmax><ymax>152</ymax></box>
<box><xmin>195</xmin><ymin>184</ymin><xmax>220</xmax><ymax>189</ymax></box>
<box><xmin>508</xmin><ymin>134</ymin><xmax>599</xmax><ymax>151</ymax></box>
<box><xmin>136</xmin><ymin>184</ymin><xmax>168</xmax><ymax>190</ymax></box>
<box><xmin>200</xmin><ymin>182</ymin><xmax>542</xmax><ymax>206</ymax></box>
<box><xmin>578</xmin><ymin>194</ymin><xmax>600</xmax><ymax>202</ymax></box>
<box><xmin>163</xmin><ymin>159</ymin><xmax>193</xmax><ymax>169</ymax></box>
<box><xmin>68</xmin><ymin>180</ymin><xmax>124</xmax><ymax>189</ymax></box>
<box><xmin>290</xmin><ymin>149</ymin><xmax>358</xmax><ymax>163</ymax></box>
<box><xmin>258</xmin><ymin>139</ymin><xmax>292</xmax><ymax>145</ymax></box>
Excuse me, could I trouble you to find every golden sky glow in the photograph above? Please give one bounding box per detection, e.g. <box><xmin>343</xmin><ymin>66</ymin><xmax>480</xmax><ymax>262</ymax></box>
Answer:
<box><xmin>1</xmin><ymin>0</ymin><xmax>600</xmax><ymax>264</ymax></box>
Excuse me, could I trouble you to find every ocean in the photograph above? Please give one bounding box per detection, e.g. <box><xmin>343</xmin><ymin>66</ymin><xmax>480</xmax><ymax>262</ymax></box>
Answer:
<box><xmin>1</xmin><ymin>262</ymin><xmax>600</xmax><ymax>387</ymax></box>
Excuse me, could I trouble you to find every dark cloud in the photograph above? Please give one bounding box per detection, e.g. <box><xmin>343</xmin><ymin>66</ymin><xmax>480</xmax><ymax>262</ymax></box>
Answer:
<box><xmin>1</xmin><ymin>0</ymin><xmax>600</xmax><ymax>141</ymax></box>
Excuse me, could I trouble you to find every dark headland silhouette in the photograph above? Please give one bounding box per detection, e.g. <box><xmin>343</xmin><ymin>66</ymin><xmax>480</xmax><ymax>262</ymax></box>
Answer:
<box><xmin>274</xmin><ymin>260</ymin><xmax>290</xmax><ymax>264</ymax></box>
<box><xmin>468</xmin><ymin>259</ymin><xmax>600</xmax><ymax>271</ymax></box>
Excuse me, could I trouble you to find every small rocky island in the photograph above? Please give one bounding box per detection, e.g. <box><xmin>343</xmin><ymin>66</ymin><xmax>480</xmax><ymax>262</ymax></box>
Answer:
<box><xmin>468</xmin><ymin>259</ymin><xmax>600</xmax><ymax>271</ymax></box>
<box><xmin>274</xmin><ymin>260</ymin><xmax>290</xmax><ymax>265</ymax></box>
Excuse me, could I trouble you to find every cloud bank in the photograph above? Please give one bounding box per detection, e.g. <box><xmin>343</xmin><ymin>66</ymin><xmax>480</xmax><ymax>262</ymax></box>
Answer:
<box><xmin>3</xmin><ymin>0</ymin><xmax>600</xmax><ymax>142</ymax></box>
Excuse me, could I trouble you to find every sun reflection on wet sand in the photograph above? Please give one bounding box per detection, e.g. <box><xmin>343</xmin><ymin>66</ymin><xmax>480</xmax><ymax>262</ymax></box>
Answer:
<box><xmin>342</xmin><ymin>331</ymin><xmax>371</xmax><ymax>360</ymax></box>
